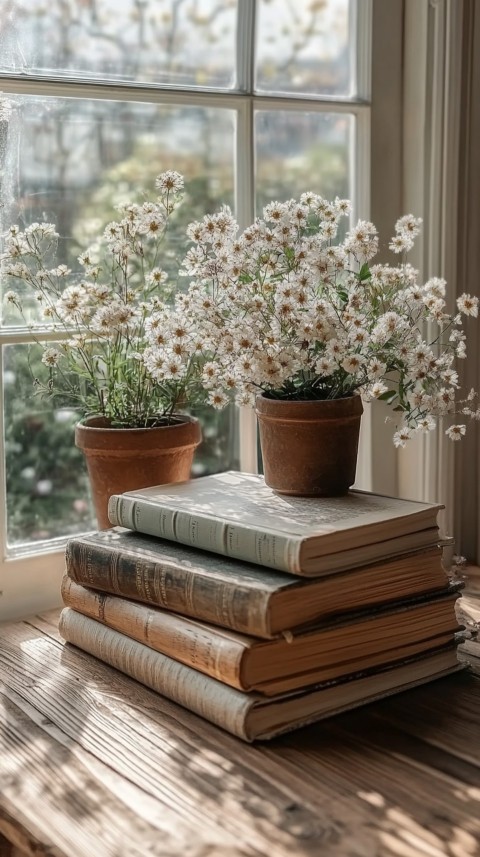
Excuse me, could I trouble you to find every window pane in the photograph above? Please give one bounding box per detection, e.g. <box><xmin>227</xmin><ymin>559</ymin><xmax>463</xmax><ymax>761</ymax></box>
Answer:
<box><xmin>1</xmin><ymin>95</ymin><xmax>235</xmax><ymax>325</ymax></box>
<box><xmin>255</xmin><ymin>0</ymin><xmax>353</xmax><ymax>97</ymax></box>
<box><xmin>0</xmin><ymin>1</ymin><xmax>237</xmax><ymax>88</ymax></box>
<box><xmin>4</xmin><ymin>343</ymin><xmax>96</xmax><ymax>545</ymax></box>
<box><xmin>255</xmin><ymin>110</ymin><xmax>352</xmax><ymax>212</ymax></box>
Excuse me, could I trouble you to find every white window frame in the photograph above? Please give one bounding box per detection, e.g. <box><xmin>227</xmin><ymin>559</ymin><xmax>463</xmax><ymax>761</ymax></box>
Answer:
<box><xmin>0</xmin><ymin>0</ymin><xmax>376</xmax><ymax>620</ymax></box>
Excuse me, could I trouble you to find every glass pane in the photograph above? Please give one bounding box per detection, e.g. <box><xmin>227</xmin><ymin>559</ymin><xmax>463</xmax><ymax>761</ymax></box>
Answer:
<box><xmin>0</xmin><ymin>1</ymin><xmax>236</xmax><ymax>88</ymax></box>
<box><xmin>1</xmin><ymin>94</ymin><xmax>235</xmax><ymax>326</ymax></box>
<box><xmin>255</xmin><ymin>110</ymin><xmax>352</xmax><ymax>213</ymax></box>
<box><xmin>255</xmin><ymin>0</ymin><xmax>353</xmax><ymax>97</ymax></box>
<box><xmin>3</xmin><ymin>343</ymin><xmax>240</xmax><ymax>548</ymax></box>
<box><xmin>4</xmin><ymin>342</ymin><xmax>96</xmax><ymax>545</ymax></box>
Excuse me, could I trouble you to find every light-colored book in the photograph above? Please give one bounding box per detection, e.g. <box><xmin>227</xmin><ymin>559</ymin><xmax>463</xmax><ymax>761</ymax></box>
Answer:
<box><xmin>59</xmin><ymin>608</ymin><xmax>462</xmax><ymax>742</ymax></box>
<box><xmin>108</xmin><ymin>470</ymin><xmax>443</xmax><ymax>576</ymax></box>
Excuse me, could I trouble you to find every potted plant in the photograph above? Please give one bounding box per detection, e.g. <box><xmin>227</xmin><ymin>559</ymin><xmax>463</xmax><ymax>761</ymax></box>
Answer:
<box><xmin>148</xmin><ymin>194</ymin><xmax>479</xmax><ymax>496</ymax></box>
<box><xmin>2</xmin><ymin>171</ymin><xmax>204</xmax><ymax>528</ymax></box>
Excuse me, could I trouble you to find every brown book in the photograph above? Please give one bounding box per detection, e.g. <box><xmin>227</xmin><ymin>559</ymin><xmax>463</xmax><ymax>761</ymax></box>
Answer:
<box><xmin>107</xmin><ymin>471</ymin><xmax>443</xmax><ymax>576</ymax></box>
<box><xmin>65</xmin><ymin>527</ymin><xmax>449</xmax><ymax>638</ymax></box>
<box><xmin>58</xmin><ymin>608</ymin><xmax>462</xmax><ymax>742</ymax></box>
<box><xmin>62</xmin><ymin>576</ymin><xmax>460</xmax><ymax>695</ymax></box>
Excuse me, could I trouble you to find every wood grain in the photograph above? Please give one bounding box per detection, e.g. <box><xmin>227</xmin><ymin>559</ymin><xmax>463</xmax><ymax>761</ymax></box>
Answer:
<box><xmin>1</xmin><ymin>612</ymin><xmax>480</xmax><ymax>857</ymax></box>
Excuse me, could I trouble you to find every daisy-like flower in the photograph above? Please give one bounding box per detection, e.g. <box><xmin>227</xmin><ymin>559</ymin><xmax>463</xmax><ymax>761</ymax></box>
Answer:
<box><xmin>417</xmin><ymin>416</ymin><xmax>436</xmax><ymax>433</ymax></box>
<box><xmin>208</xmin><ymin>389</ymin><xmax>229</xmax><ymax>409</ymax></box>
<box><xmin>457</xmin><ymin>293</ymin><xmax>479</xmax><ymax>317</ymax></box>
<box><xmin>341</xmin><ymin>355</ymin><xmax>365</xmax><ymax>374</ymax></box>
<box><xmin>389</xmin><ymin>233</ymin><xmax>414</xmax><ymax>254</ymax></box>
<box><xmin>41</xmin><ymin>347</ymin><xmax>62</xmax><ymax>367</ymax></box>
<box><xmin>155</xmin><ymin>170</ymin><xmax>184</xmax><ymax>194</ymax></box>
<box><xmin>393</xmin><ymin>427</ymin><xmax>413</xmax><ymax>448</ymax></box>
<box><xmin>446</xmin><ymin>424</ymin><xmax>466</xmax><ymax>440</ymax></box>
<box><xmin>4</xmin><ymin>290</ymin><xmax>19</xmax><ymax>304</ymax></box>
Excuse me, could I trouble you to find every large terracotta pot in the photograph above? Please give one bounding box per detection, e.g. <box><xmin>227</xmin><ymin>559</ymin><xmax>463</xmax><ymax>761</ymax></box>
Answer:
<box><xmin>255</xmin><ymin>393</ymin><xmax>363</xmax><ymax>497</ymax></box>
<box><xmin>75</xmin><ymin>415</ymin><xmax>202</xmax><ymax>529</ymax></box>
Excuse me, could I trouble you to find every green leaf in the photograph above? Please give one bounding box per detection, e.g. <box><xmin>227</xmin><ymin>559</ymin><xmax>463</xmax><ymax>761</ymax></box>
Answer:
<box><xmin>358</xmin><ymin>263</ymin><xmax>371</xmax><ymax>281</ymax></box>
<box><xmin>377</xmin><ymin>390</ymin><xmax>397</xmax><ymax>404</ymax></box>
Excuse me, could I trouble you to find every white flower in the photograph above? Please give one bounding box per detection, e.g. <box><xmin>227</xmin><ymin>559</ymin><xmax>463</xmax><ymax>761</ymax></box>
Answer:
<box><xmin>417</xmin><ymin>416</ymin><xmax>436</xmax><ymax>433</ymax></box>
<box><xmin>147</xmin><ymin>268</ymin><xmax>169</xmax><ymax>287</ymax></box>
<box><xmin>389</xmin><ymin>234</ymin><xmax>414</xmax><ymax>254</ymax></box>
<box><xmin>341</xmin><ymin>355</ymin><xmax>365</xmax><ymax>374</ymax></box>
<box><xmin>457</xmin><ymin>293</ymin><xmax>478</xmax><ymax>317</ymax></box>
<box><xmin>393</xmin><ymin>427</ymin><xmax>413</xmax><ymax>447</ymax></box>
<box><xmin>208</xmin><ymin>389</ymin><xmax>230</xmax><ymax>409</ymax></box>
<box><xmin>41</xmin><ymin>347</ymin><xmax>62</xmax><ymax>367</ymax></box>
<box><xmin>395</xmin><ymin>214</ymin><xmax>422</xmax><ymax>237</ymax></box>
<box><xmin>445</xmin><ymin>424</ymin><xmax>466</xmax><ymax>440</ymax></box>
<box><xmin>155</xmin><ymin>170</ymin><xmax>184</xmax><ymax>194</ymax></box>
<box><xmin>370</xmin><ymin>381</ymin><xmax>388</xmax><ymax>398</ymax></box>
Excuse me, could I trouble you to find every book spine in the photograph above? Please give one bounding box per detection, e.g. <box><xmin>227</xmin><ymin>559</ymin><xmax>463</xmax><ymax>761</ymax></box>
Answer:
<box><xmin>65</xmin><ymin>539</ymin><xmax>272</xmax><ymax>638</ymax></box>
<box><xmin>62</xmin><ymin>577</ymin><xmax>247</xmax><ymax>689</ymax></box>
<box><xmin>59</xmin><ymin>608</ymin><xmax>254</xmax><ymax>740</ymax></box>
<box><xmin>107</xmin><ymin>494</ymin><xmax>302</xmax><ymax>574</ymax></box>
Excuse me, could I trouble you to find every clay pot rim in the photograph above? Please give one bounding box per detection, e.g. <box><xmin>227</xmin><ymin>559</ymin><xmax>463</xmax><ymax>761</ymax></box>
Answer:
<box><xmin>76</xmin><ymin>414</ymin><xmax>199</xmax><ymax>432</ymax></box>
<box><xmin>257</xmin><ymin>391</ymin><xmax>360</xmax><ymax>404</ymax></box>
<box><xmin>255</xmin><ymin>391</ymin><xmax>363</xmax><ymax>421</ymax></box>
<box><xmin>75</xmin><ymin>414</ymin><xmax>202</xmax><ymax>453</ymax></box>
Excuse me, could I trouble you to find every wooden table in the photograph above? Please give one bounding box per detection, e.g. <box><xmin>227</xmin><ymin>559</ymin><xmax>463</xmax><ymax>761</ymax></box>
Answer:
<box><xmin>1</xmin><ymin>610</ymin><xmax>479</xmax><ymax>857</ymax></box>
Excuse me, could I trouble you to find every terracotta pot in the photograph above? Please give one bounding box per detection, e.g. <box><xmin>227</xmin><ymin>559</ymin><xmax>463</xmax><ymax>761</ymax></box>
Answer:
<box><xmin>255</xmin><ymin>393</ymin><xmax>363</xmax><ymax>497</ymax></box>
<box><xmin>75</xmin><ymin>415</ymin><xmax>202</xmax><ymax>529</ymax></box>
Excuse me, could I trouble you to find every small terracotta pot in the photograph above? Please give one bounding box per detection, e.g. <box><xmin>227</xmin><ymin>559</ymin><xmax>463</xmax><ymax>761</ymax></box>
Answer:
<box><xmin>75</xmin><ymin>415</ymin><xmax>202</xmax><ymax>529</ymax></box>
<box><xmin>255</xmin><ymin>393</ymin><xmax>363</xmax><ymax>497</ymax></box>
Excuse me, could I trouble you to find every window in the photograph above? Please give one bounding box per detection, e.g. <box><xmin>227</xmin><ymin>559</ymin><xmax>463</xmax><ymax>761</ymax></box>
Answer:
<box><xmin>0</xmin><ymin>0</ymin><xmax>373</xmax><ymax>618</ymax></box>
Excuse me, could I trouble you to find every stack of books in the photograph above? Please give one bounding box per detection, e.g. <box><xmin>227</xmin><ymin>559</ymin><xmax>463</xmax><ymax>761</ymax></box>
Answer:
<box><xmin>59</xmin><ymin>471</ymin><xmax>463</xmax><ymax>741</ymax></box>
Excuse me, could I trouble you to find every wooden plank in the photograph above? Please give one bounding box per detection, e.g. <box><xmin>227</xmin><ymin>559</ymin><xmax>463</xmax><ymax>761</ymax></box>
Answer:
<box><xmin>0</xmin><ymin>832</ymin><xmax>27</xmax><ymax>857</ymax></box>
<box><xmin>365</xmin><ymin>672</ymin><xmax>480</xmax><ymax>767</ymax></box>
<box><xmin>1</xmin><ymin>688</ymin><xmax>242</xmax><ymax>857</ymax></box>
<box><xmin>265</xmin><ymin>716</ymin><xmax>480</xmax><ymax>857</ymax></box>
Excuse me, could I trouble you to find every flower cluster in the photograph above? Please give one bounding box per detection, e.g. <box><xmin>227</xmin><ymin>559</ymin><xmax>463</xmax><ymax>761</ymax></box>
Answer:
<box><xmin>2</xmin><ymin>171</ymin><xmax>204</xmax><ymax>427</ymax></box>
<box><xmin>142</xmin><ymin>192</ymin><xmax>480</xmax><ymax>446</ymax></box>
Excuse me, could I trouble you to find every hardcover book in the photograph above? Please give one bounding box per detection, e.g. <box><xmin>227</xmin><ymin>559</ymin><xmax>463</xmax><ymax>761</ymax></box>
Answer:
<box><xmin>65</xmin><ymin>528</ymin><xmax>449</xmax><ymax>638</ymax></box>
<box><xmin>58</xmin><ymin>608</ymin><xmax>462</xmax><ymax>742</ymax></box>
<box><xmin>62</xmin><ymin>576</ymin><xmax>461</xmax><ymax>695</ymax></box>
<box><xmin>107</xmin><ymin>471</ymin><xmax>443</xmax><ymax>576</ymax></box>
